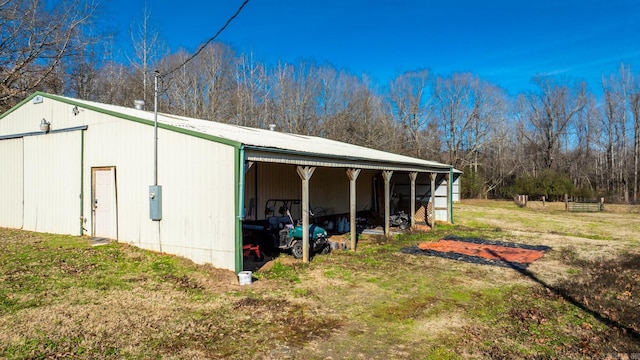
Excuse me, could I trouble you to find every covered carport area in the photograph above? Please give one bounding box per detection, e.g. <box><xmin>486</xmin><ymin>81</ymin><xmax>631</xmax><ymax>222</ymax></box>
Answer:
<box><xmin>241</xmin><ymin>145</ymin><xmax>458</xmax><ymax>263</ymax></box>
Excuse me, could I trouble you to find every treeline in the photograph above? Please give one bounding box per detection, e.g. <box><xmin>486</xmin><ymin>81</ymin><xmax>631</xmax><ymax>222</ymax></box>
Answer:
<box><xmin>2</xmin><ymin>1</ymin><xmax>639</xmax><ymax>202</ymax></box>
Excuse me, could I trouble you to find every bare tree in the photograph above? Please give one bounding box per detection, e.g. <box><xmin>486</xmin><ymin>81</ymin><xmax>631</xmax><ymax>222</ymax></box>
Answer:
<box><xmin>571</xmin><ymin>94</ymin><xmax>601</xmax><ymax>194</ymax></box>
<box><xmin>129</xmin><ymin>1</ymin><xmax>162</xmax><ymax>104</ymax></box>
<box><xmin>269</xmin><ymin>60</ymin><xmax>319</xmax><ymax>135</ymax></box>
<box><xmin>232</xmin><ymin>51</ymin><xmax>269</xmax><ymax>128</ymax></box>
<box><xmin>433</xmin><ymin>73</ymin><xmax>505</xmax><ymax>170</ymax></box>
<box><xmin>91</xmin><ymin>62</ymin><xmax>135</xmax><ymax>105</ymax></box>
<box><xmin>631</xmin><ymin>90</ymin><xmax>640</xmax><ymax>202</ymax></box>
<box><xmin>602</xmin><ymin>65</ymin><xmax>633</xmax><ymax>201</ymax></box>
<box><xmin>202</xmin><ymin>44</ymin><xmax>237</xmax><ymax>121</ymax></box>
<box><xmin>387</xmin><ymin>69</ymin><xmax>433</xmax><ymax>158</ymax></box>
<box><xmin>521</xmin><ymin>76</ymin><xmax>587</xmax><ymax>171</ymax></box>
<box><xmin>0</xmin><ymin>0</ymin><xmax>99</xmax><ymax>111</ymax></box>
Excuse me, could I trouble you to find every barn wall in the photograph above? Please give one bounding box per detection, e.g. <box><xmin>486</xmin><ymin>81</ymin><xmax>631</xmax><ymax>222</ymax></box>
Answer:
<box><xmin>249</xmin><ymin>163</ymin><xmax>301</xmax><ymax>220</ymax></box>
<box><xmin>1</xmin><ymin>95</ymin><xmax>239</xmax><ymax>272</ymax></box>
<box><xmin>309</xmin><ymin>167</ymin><xmax>374</xmax><ymax>217</ymax></box>
<box><xmin>155</xmin><ymin>129</ymin><xmax>237</xmax><ymax>270</ymax></box>
<box><xmin>452</xmin><ymin>174</ymin><xmax>461</xmax><ymax>202</ymax></box>
<box><xmin>22</xmin><ymin>131</ymin><xmax>82</xmax><ymax>235</ymax></box>
<box><xmin>245</xmin><ymin>163</ymin><xmax>376</xmax><ymax>221</ymax></box>
<box><xmin>81</xmin><ymin>109</ymin><xmax>238</xmax><ymax>271</ymax></box>
<box><xmin>0</xmin><ymin>138</ymin><xmax>24</xmax><ymax>229</ymax></box>
<box><xmin>433</xmin><ymin>174</ymin><xmax>449</xmax><ymax>222</ymax></box>
<box><xmin>0</xmin><ymin>132</ymin><xmax>82</xmax><ymax>235</ymax></box>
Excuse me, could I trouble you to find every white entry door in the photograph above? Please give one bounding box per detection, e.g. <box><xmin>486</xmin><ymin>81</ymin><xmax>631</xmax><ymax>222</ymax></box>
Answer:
<box><xmin>92</xmin><ymin>167</ymin><xmax>117</xmax><ymax>239</ymax></box>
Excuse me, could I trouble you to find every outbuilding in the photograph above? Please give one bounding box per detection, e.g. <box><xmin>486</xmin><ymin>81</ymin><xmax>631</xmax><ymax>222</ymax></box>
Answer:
<box><xmin>0</xmin><ymin>92</ymin><xmax>460</xmax><ymax>273</ymax></box>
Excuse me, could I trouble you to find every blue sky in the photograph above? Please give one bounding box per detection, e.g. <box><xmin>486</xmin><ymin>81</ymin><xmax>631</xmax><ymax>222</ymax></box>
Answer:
<box><xmin>105</xmin><ymin>0</ymin><xmax>640</xmax><ymax>95</ymax></box>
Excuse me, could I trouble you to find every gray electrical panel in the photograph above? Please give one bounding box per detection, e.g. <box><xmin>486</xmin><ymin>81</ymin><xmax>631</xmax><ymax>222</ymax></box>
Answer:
<box><xmin>149</xmin><ymin>185</ymin><xmax>162</xmax><ymax>221</ymax></box>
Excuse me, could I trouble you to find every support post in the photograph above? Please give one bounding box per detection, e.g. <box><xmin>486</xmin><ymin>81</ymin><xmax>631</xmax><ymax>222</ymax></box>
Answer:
<box><xmin>382</xmin><ymin>170</ymin><xmax>393</xmax><ymax>237</ymax></box>
<box><xmin>409</xmin><ymin>172</ymin><xmax>418</xmax><ymax>228</ymax></box>
<box><xmin>446</xmin><ymin>171</ymin><xmax>452</xmax><ymax>223</ymax></box>
<box><xmin>296</xmin><ymin>166</ymin><xmax>315</xmax><ymax>263</ymax></box>
<box><xmin>346</xmin><ymin>168</ymin><xmax>361</xmax><ymax>251</ymax></box>
<box><xmin>430</xmin><ymin>173</ymin><xmax>436</xmax><ymax>230</ymax></box>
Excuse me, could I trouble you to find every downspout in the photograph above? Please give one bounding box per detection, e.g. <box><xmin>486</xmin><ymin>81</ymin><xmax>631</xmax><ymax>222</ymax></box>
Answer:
<box><xmin>449</xmin><ymin>167</ymin><xmax>454</xmax><ymax>224</ymax></box>
<box><xmin>79</xmin><ymin>130</ymin><xmax>85</xmax><ymax>235</ymax></box>
<box><xmin>235</xmin><ymin>145</ymin><xmax>246</xmax><ymax>274</ymax></box>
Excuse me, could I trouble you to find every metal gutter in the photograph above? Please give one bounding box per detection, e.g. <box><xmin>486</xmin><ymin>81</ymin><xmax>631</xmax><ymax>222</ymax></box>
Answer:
<box><xmin>244</xmin><ymin>146</ymin><xmax>456</xmax><ymax>174</ymax></box>
<box><xmin>0</xmin><ymin>125</ymin><xmax>88</xmax><ymax>140</ymax></box>
<box><xmin>80</xmin><ymin>130</ymin><xmax>85</xmax><ymax>235</ymax></box>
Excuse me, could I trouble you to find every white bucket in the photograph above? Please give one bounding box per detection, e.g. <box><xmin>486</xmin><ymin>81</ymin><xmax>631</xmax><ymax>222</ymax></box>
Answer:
<box><xmin>238</xmin><ymin>271</ymin><xmax>252</xmax><ymax>285</ymax></box>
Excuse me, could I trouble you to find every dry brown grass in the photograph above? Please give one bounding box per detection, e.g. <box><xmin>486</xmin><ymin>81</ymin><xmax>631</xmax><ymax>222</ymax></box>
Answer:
<box><xmin>1</xmin><ymin>200</ymin><xmax>640</xmax><ymax>359</ymax></box>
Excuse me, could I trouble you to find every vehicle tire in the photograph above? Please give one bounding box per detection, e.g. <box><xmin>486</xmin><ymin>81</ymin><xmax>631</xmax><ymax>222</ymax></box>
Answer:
<box><xmin>255</xmin><ymin>251</ymin><xmax>265</xmax><ymax>262</ymax></box>
<box><xmin>291</xmin><ymin>241</ymin><xmax>303</xmax><ymax>259</ymax></box>
<box><xmin>320</xmin><ymin>243</ymin><xmax>331</xmax><ymax>255</ymax></box>
<box><xmin>399</xmin><ymin>221</ymin><xmax>409</xmax><ymax>230</ymax></box>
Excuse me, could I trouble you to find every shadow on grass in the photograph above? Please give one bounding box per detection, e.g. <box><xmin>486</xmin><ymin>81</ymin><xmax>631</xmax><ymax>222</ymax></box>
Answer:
<box><xmin>488</xmin><ymin>248</ymin><xmax>640</xmax><ymax>345</ymax></box>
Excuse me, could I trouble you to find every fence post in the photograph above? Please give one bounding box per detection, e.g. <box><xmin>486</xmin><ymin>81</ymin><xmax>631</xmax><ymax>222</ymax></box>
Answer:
<box><xmin>565</xmin><ymin>194</ymin><xmax>568</xmax><ymax>211</ymax></box>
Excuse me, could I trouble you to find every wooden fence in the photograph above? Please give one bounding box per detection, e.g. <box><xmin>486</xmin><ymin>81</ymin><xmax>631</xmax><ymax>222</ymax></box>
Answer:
<box><xmin>565</xmin><ymin>195</ymin><xmax>605</xmax><ymax>212</ymax></box>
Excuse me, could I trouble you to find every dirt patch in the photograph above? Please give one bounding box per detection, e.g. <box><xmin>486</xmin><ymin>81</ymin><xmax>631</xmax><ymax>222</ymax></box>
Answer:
<box><xmin>255</xmin><ymin>256</ymin><xmax>299</xmax><ymax>273</ymax></box>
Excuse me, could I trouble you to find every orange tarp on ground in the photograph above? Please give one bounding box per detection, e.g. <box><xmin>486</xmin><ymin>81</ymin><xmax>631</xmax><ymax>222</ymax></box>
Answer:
<box><xmin>418</xmin><ymin>239</ymin><xmax>546</xmax><ymax>264</ymax></box>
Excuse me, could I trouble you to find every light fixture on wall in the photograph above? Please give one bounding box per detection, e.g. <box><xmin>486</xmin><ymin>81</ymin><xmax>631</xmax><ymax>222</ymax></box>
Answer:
<box><xmin>72</xmin><ymin>106</ymin><xmax>79</xmax><ymax>116</ymax></box>
<box><xmin>40</xmin><ymin>118</ymin><xmax>50</xmax><ymax>133</ymax></box>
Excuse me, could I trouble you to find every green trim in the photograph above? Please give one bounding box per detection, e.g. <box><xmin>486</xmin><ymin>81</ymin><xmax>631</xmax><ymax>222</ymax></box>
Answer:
<box><xmin>449</xmin><ymin>167</ymin><xmax>454</xmax><ymax>224</ymax></box>
<box><xmin>234</xmin><ymin>147</ymin><xmax>243</xmax><ymax>274</ymax></box>
<box><xmin>80</xmin><ymin>130</ymin><xmax>85</xmax><ymax>235</ymax></box>
<box><xmin>0</xmin><ymin>93</ymin><xmax>37</xmax><ymax>120</ymax></box>
<box><xmin>9</xmin><ymin>92</ymin><xmax>242</xmax><ymax>149</ymax></box>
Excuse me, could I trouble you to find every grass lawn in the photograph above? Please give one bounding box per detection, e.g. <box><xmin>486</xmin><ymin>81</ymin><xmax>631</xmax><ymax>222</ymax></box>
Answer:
<box><xmin>1</xmin><ymin>199</ymin><xmax>639</xmax><ymax>359</ymax></box>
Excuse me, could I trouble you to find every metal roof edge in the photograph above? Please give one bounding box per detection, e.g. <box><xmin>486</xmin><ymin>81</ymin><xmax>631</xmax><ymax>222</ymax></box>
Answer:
<box><xmin>7</xmin><ymin>92</ymin><xmax>242</xmax><ymax>149</ymax></box>
<box><xmin>245</xmin><ymin>145</ymin><xmax>454</xmax><ymax>173</ymax></box>
<box><xmin>4</xmin><ymin>93</ymin><xmax>463</xmax><ymax>174</ymax></box>
<box><xmin>0</xmin><ymin>92</ymin><xmax>42</xmax><ymax>120</ymax></box>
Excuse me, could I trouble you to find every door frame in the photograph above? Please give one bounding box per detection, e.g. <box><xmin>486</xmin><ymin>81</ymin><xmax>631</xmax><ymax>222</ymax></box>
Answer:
<box><xmin>91</xmin><ymin>166</ymin><xmax>118</xmax><ymax>238</ymax></box>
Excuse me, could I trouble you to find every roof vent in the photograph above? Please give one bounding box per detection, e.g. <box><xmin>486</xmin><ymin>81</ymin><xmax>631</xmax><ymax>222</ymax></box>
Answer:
<box><xmin>268</xmin><ymin>124</ymin><xmax>276</xmax><ymax>131</ymax></box>
<box><xmin>134</xmin><ymin>100</ymin><xmax>145</xmax><ymax>110</ymax></box>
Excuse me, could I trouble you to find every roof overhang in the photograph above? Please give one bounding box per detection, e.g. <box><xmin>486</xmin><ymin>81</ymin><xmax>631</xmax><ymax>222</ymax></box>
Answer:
<box><xmin>245</xmin><ymin>146</ymin><xmax>456</xmax><ymax>174</ymax></box>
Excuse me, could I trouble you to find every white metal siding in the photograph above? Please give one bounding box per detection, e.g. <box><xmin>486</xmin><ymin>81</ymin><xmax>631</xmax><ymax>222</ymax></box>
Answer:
<box><xmin>23</xmin><ymin>131</ymin><xmax>81</xmax><ymax>235</ymax></box>
<box><xmin>82</xmin><ymin>118</ymin><xmax>238</xmax><ymax>271</ymax></box>
<box><xmin>246</xmin><ymin>164</ymin><xmax>376</xmax><ymax>221</ymax></box>
<box><xmin>252</xmin><ymin>163</ymin><xmax>301</xmax><ymax>220</ymax></box>
<box><xmin>434</xmin><ymin>178</ymin><xmax>449</xmax><ymax>222</ymax></box>
<box><xmin>310</xmin><ymin>167</ymin><xmax>375</xmax><ymax>216</ymax></box>
<box><xmin>452</xmin><ymin>176</ymin><xmax>461</xmax><ymax>202</ymax></box>
<box><xmin>156</xmin><ymin>129</ymin><xmax>237</xmax><ymax>270</ymax></box>
<box><xmin>82</xmin><ymin>119</ymin><xmax>151</xmax><ymax>243</ymax></box>
<box><xmin>0</xmin><ymin>138</ymin><xmax>24</xmax><ymax>228</ymax></box>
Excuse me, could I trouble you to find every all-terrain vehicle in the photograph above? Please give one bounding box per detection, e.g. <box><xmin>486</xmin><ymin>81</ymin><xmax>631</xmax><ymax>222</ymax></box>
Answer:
<box><xmin>243</xmin><ymin>199</ymin><xmax>331</xmax><ymax>259</ymax></box>
<box><xmin>278</xmin><ymin>223</ymin><xmax>331</xmax><ymax>259</ymax></box>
